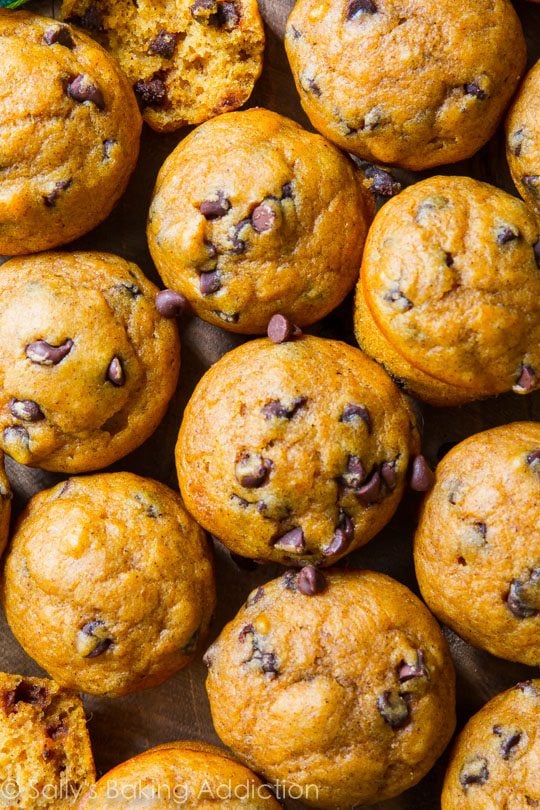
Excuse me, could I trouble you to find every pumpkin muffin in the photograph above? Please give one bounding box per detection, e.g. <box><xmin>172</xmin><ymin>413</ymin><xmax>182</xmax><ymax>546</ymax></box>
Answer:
<box><xmin>0</xmin><ymin>251</ymin><xmax>180</xmax><ymax>473</ymax></box>
<box><xmin>285</xmin><ymin>0</ymin><xmax>526</xmax><ymax>170</ymax></box>
<box><xmin>0</xmin><ymin>10</ymin><xmax>141</xmax><ymax>254</ymax></box>
<box><xmin>414</xmin><ymin>423</ymin><xmax>540</xmax><ymax>667</ymax></box>
<box><xmin>78</xmin><ymin>741</ymin><xmax>282</xmax><ymax>808</ymax></box>
<box><xmin>148</xmin><ymin>108</ymin><xmax>374</xmax><ymax>334</ymax></box>
<box><xmin>176</xmin><ymin>335</ymin><xmax>422</xmax><ymax>566</ymax></box>
<box><xmin>507</xmin><ymin>59</ymin><xmax>540</xmax><ymax>219</ymax></box>
<box><xmin>61</xmin><ymin>0</ymin><xmax>265</xmax><ymax>132</ymax></box>
<box><xmin>0</xmin><ymin>672</ymin><xmax>95</xmax><ymax>809</ymax></box>
<box><xmin>442</xmin><ymin>681</ymin><xmax>540</xmax><ymax>809</ymax></box>
<box><xmin>354</xmin><ymin>176</ymin><xmax>540</xmax><ymax>406</ymax></box>
<box><xmin>205</xmin><ymin>569</ymin><xmax>456</xmax><ymax>808</ymax></box>
<box><xmin>1</xmin><ymin>473</ymin><xmax>215</xmax><ymax>697</ymax></box>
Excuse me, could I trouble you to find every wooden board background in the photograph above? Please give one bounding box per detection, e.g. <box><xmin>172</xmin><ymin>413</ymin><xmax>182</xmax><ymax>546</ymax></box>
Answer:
<box><xmin>0</xmin><ymin>1</ymin><xmax>539</xmax><ymax>807</ymax></box>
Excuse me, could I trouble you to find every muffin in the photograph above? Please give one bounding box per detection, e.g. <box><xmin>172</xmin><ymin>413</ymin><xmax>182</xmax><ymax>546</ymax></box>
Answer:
<box><xmin>205</xmin><ymin>569</ymin><xmax>456</xmax><ymax>808</ymax></box>
<box><xmin>61</xmin><ymin>0</ymin><xmax>265</xmax><ymax>132</ymax></box>
<box><xmin>78</xmin><ymin>741</ymin><xmax>282</xmax><ymax>808</ymax></box>
<box><xmin>148</xmin><ymin>108</ymin><xmax>374</xmax><ymax>334</ymax></box>
<box><xmin>0</xmin><ymin>452</ymin><xmax>11</xmax><ymax>558</ymax></box>
<box><xmin>507</xmin><ymin>59</ymin><xmax>540</xmax><ymax>219</ymax></box>
<box><xmin>0</xmin><ymin>251</ymin><xmax>180</xmax><ymax>473</ymax></box>
<box><xmin>414</xmin><ymin>423</ymin><xmax>540</xmax><ymax>667</ymax></box>
<box><xmin>0</xmin><ymin>672</ymin><xmax>95</xmax><ymax>809</ymax></box>
<box><xmin>441</xmin><ymin>681</ymin><xmax>540</xmax><ymax>809</ymax></box>
<box><xmin>354</xmin><ymin>176</ymin><xmax>540</xmax><ymax>406</ymax></box>
<box><xmin>0</xmin><ymin>10</ymin><xmax>141</xmax><ymax>254</ymax></box>
<box><xmin>285</xmin><ymin>0</ymin><xmax>526</xmax><ymax>170</ymax></box>
<box><xmin>1</xmin><ymin>472</ymin><xmax>216</xmax><ymax>697</ymax></box>
<box><xmin>177</xmin><ymin>335</ymin><xmax>422</xmax><ymax>566</ymax></box>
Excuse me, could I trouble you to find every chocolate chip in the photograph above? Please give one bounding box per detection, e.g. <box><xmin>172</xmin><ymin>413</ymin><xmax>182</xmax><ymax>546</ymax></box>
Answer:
<box><xmin>381</xmin><ymin>461</ymin><xmax>397</xmax><ymax>490</ymax></box>
<box><xmin>262</xmin><ymin>397</ymin><xmax>307</xmax><ymax>420</ymax></box>
<box><xmin>513</xmin><ymin>364</ymin><xmax>537</xmax><ymax>394</ymax></box>
<box><xmin>281</xmin><ymin>182</ymin><xmax>294</xmax><ymax>198</ymax></box>
<box><xmin>347</xmin><ymin>0</ymin><xmax>377</xmax><ymax>17</ymax></box>
<box><xmin>267</xmin><ymin>314</ymin><xmax>302</xmax><ymax>344</ymax></box>
<box><xmin>67</xmin><ymin>74</ymin><xmax>105</xmax><ymax>110</ymax></box>
<box><xmin>534</xmin><ymin>239</ymin><xmax>540</xmax><ymax>267</ymax></box>
<box><xmin>297</xmin><ymin>566</ymin><xmax>326</xmax><ymax>596</ymax></box>
<box><xmin>26</xmin><ymin>339</ymin><xmax>73</xmax><ymax>366</ymax></box>
<box><xmin>384</xmin><ymin>287</ymin><xmax>413</xmax><ymax>311</ymax></box>
<box><xmin>134</xmin><ymin>77</ymin><xmax>167</xmax><ymax>108</ymax></box>
<box><xmin>199</xmin><ymin>192</ymin><xmax>231</xmax><ymax>220</ymax></box>
<box><xmin>217</xmin><ymin>1</ymin><xmax>240</xmax><ymax>30</ymax></box>
<box><xmin>493</xmin><ymin>726</ymin><xmax>523</xmax><ymax>760</ymax></box>
<box><xmin>273</xmin><ymin>527</ymin><xmax>305</xmax><ymax>553</ymax></box>
<box><xmin>509</xmin><ymin>128</ymin><xmax>525</xmax><ymax>157</ymax></box>
<box><xmin>75</xmin><ymin>621</ymin><xmax>113</xmax><ymax>658</ymax></box>
<box><xmin>459</xmin><ymin>757</ymin><xmax>489</xmax><ymax>790</ymax></box>
<box><xmin>445</xmin><ymin>252</ymin><xmax>454</xmax><ymax>267</ymax></box>
<box><xmin>9</xmin><ymin>399</ymin><xmax>44</xmax><ymax>422</ymax></box>
<box><xmin>323</xmin><ymin>511</ymin><xmax>354</xmax><ymax>557</ymax></box>
<box><xmin>523</xmin><ymin>175</ymin><xmax>540</xmax><ymax>196</ymax></box>
<box><xmin>235</xmin><ymin>452</ymin><xmax>272</xmax><ymax>489</ymax></box>
<box><xmin>496</xmin><ymin>225</ymin><xmax>519</xmax><ymax>244</ymax></box>
<box><xmin>3</xmin><ymin>426</ymin><xmax>29</xmax><ymax>452</ymax></box>
<box><xmin>364</xmin><ymin>165</ymin><xmax>401</xmax><ymax>197</ymax></box>
<box><xmin>377</xmin><ymin>691</ymin><xmax>410</xmax><ymax>729</ymax></box>
<box><xmin>66</xmin><ymin>4</ymin><xmax>102</xmax><ymax>30</ymax></box>
<box><xmin>43</xmin><ymin>26</ymin><xmax>75</xmax><ymax>48</ymax></box>
<box><xmin>103</xmin><ymin>139</ymin><xmax>116</xmax><ymax>160</ymax></box>
<box><xmin>43</xmin><ymin>179</ymin><xmax>72</xmax><ymax>208</ymax></box>
<box><xmin>239</xmin><ymin>625</ymin><xmax>279</xmax><ymax>678</ymax></box>
<box><xmin>398</xmin><ymin>650</ymin><xmax>426</xmax><ymax>682</ymax></box>
<box><xmin>155</xmin><ymin>289</ymin><xmax>188</xmax><ymax>318</ymax></box>
<box><xmin>200</xmin><ymin>270</ymin><xmax>221</xmax><ymax>295</ymax></box>
<box><xmin>340</xmin><ymin>404</ymin><xmax>372</xmax><ymax>432</ymax></box>
<box><xmin>190</xmin><ymin>0</ymin><xmax>218</xmax><ymax>23</ymax></box>
<box><xmin>472</xmin><ymin>522</ymin><xmax>487</xmax><ymax>541</ymax></box>
<box><xmin>410</xmin><ymin>455</ymin><xmax>434</xmax><ymax>492</ymax></box>
<box><xmin>341</xmin><ymin>454</ymin><xmax>366</xmax><ymax>490</ymax></box>
<box><xmin>46</xmin><ymin>720</ymin><xmax>68</xmax><ymax>740</ymax></box>
<box><xmin>120</xmin><ymin>282</ymin><xmax>141</xmax><ymax>298</ymax></box>
<box><xmin>507</xmin><ymin>568</ymin><xmax>540</xmax><ymax>618</ymax></box>
<box><xmin>148</xmin><ymin>30</ymin><xmax>178</xmax><ymax>59</ymax></box>
<box><xmin>106</xmin><ymin>356</ymin><xmax>125</xmax><ymax>386</ymax></box>
<box><xmin>527</xmin><ymin>449</ymin><xmax>540</xmax><ymax>474</ymax></box>
<box><xmin>464</xmin><ymin>82</ymin><xmax>487</xmax><ymax>100</ymax></box>
<box><xmin>290</xmin><ymin>25</ymin><xmax>302</xmax><ymax>39</ymax></box>
<box><xmin>251</xmin><ymin>202</ymin><xmax>277</xmax><ymax>233</ymax></box>
<box><xmin>2</xmin><ymin>681</ymin><xmax>51</xmax><ymax>715</ymax></box>
<box><xmin>356</xmin><ymin>469</ymin><xmax>381</xmax><ymax>504</ymax></box>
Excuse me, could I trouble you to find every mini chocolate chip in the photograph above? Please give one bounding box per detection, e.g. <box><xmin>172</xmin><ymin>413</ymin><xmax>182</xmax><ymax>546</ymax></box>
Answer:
<box><xmin>534</xmin><ymin>239</ymin><xmax>540</xmax><ymax>267</ymax></box>
<box><xmin>9</xmin><ymin>399</ymin><xmax>44</xmax><ymax>422</ymax></box>
<box><xmin>496</xmin><ymin>225</ymin><xmax>519</xmax><ymax>244</ymax></box>
<box><xmin>200</xmin><ymin>270</ymin><xmax>221</xmax><ymax>295</ymax></box>
<box><xmin>507</xmin><ymin>568</ymin><xmax>540</xmax><ymax>618</ymax></box>
<box><xmin>513</xmin><ymin>365</ymin><xmax>537</xmax><ymax>394</ymax></box>
<box><xmin>384</xmin><ymin>287</ymin><xmax>413</xmax><ymax>311</ymax></box>
<box><xmin>190</xmin><ymin>0</ymin><xmax>218</xmax><ymax>23</ymax></box>
<box><xmin>493</xmin><ymin>726</ymin><xmax>522</xmax><ymax>760</ymax></box>
<box><xmin>239</xmin><ymin>625</ymin><xmax>279</xmax><ymax>678</ymax></box>
<box><xmin>66</xmin><ymin>4</ymin><xmax>102</xmax><ymax>30</ymax></box>
<box><xmin>67</xmin><ymin>74</ymin><xmax>105</xmax><ymax>109</ymax></box>
<box><xmin>473</xmin><ymin>522</ymin><xmax>487</xmax><ymax>540</ymax></box>
<box><xmin>3</xmin><ymin>425</ymin><xmax>29</xmax><ymax>451</ymax></box>
<box><xmin>527</xmin><ymin>449</ymin><xmax>540</xmax><ymax>473</ymax></box>
<box><xmin>26</xmin><ymin>339</ymin><xmax>73</xmax><ymax>366</ymax></box>
<box><xmin>297</xmin><ymin>566</ymin><xmax>326</xmax><ymax>596</ymax></box>
<box><xmin>106</xmin><ymin>356</ymin><xmax>125</xmax><ymax>386</ymax></box>
<box><xmin>199</xmin><ymin>192</ymin><xmax>231</xmax><ymax>220</ymax></box>
<box><xmin>44</xmin><ymin>26</ymin><xmax>75</xmax><ymax>48</ymax></box>
<box><xmin>347</xmin><ymin>0</ymin><xmax>377</xmax><ymax>17</ymax></box>
<box><xmin>75</xmin><ymin>621</ymin><xmax>113</xmax><ymax>658</ymax></box>
<box><xmin>340</xmin><ymin>404</ymin><xmax>372</xmax><ymax>432</ymax></box>
<box><xmin>273</xmin><ymin>527</ymin><xmax>305</xmax><ymax>553</ymax></box>
<box><xmin>398</xmin><ymin>650</ymin><xmax>426</xmax><ymax>682</ymax></box>
<box><xmin>43</xmin><ymin>179</ymin><xmax>72</xmax><ymax>208</ymax></box>
<box><xmin>377</xmin><ymin>691</ymin><xmax>410</xmax><ymax>729</ymax></box>
<box><xmin>235</xmin><ymin>452</ymin><xmax>272</xmax><ymax>488</ymax></box>
<box><xmin>262</xmin><ymin>397</ymin><xmax>307</xmax><ymax>420</ymax></box>
<box><xmin>252</xmin><ymin>203</ymin><xmax>277</xmax><ymax>233</ymax></box>
<box><xmin>120</xmin><ymin>282</ymin><xmax>141</xmax><ymax>298</ymax></box>
<box><xmin>364</xmin><ymin>165</ymin><xmax>401</xmax><ymax>197</ymax></box>
<box><xmin>410</xmin><ymin>455</ymin><xmax>434</xmax><ymax>491</ymax></box>
<box><xmin>46</xmin><ymin>721</ymin><xmax>68</xmax><ymax>740</ymax></box>
<box><xmin>290</xmin><ymin>25</ymin><xmax>302</xmax><ymax>39</ymax></box>
<box><xmin>523</xmin><ymin>175</ymin><xmax>540</xmax><ymax>195</ymax></box>
<box><xmin>217</xmin><ymin>1</ymin><xmax>240</xmax><ymax>30</ymax></box>
<box><xmin>267</xmin><ymin>314</ymin><xmax>302</xmax><ymax>343</ymax></box>
<box><xmin>148</xmin><ymin>30</ymin><xmax>178</xmax><ymax>58</ymax></box>
<box><xmin>247</xmin><ymin>585</ymin><xmax>265</xmax><ymax>604</ymax></box>
<box><xmin>155</xmin><ymin>289</ymin><xmax>188</xmax><ymax>318</ymax></box>
<box><xmin>464</xmin><ymin>82</ymin><xmax>487</xmax><ymax>100</ymax></box>
<box><xmin>381</xmin><ymin>461</ymin><xmax>397</xmax><ymax>490</ymax></box>
<box><xmin>2</xmin><ymin>681</ymin><xmax>51</xmax><ymax>715</ymax></box>
<box><xmin>342</xmin><ymin>454</ymin><xmax>366</xmax><ymax>490</ymax></box>
<box><xmin>459</xmin><ymin>756</ymin><xmax>489</xmax><ymax>789</ymax></box>
<box><xmin>324</xmin><ymin>511</ymin><xmax>354</xmax><ymax>557</ymax></box>
<box><xmin>301</xmin><ymin>76</ymin><xmax>321</xmax><ymax>96</ymax></box>
<box><xmin>180</xmin><ymin>627</ymin><xmax>200</xmax><ymax>655</ymax></box>
<box><xmin>281</xmin><ymin>182</ymin><xmax>294</xmax><ymax>198</ymax></box>
<box><xmin>356</xmin><ymin>470</ymin><xmax>381</xmax><ymax>504</ymax></box>
<box><xmin>134</xmin><ymin>77</ymin><xmax>167</xmax><ymax>108</ymax></box>
<box><xmin>445</xmin><ymin>252</ymin><xmax>454</xmax><ymax>267</ymax></box>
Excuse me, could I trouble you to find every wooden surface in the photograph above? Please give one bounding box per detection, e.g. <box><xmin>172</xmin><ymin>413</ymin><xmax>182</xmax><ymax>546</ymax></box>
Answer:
<box><xmin>1</xmin><ymin>1</ymin><xmax>539</xmax><ymax>807</ymax></box>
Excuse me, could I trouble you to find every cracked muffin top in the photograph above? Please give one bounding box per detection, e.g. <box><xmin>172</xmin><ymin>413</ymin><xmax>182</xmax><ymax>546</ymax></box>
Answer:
<box><xmin>176</xmin><ymin>335</ymin><xmax>422</xmax><ymax>566</ymax></box>
<box><xmin>285</xmin><ymin>0</ymin><xmax>526</xmax><ymax>170</ymax></box>
<box><xmin>1</xmin><ymin>473</ymin><xmax>216</xmax><ymax>698</ymax></box>
<box><xmin>442</xmin><ymin>680</ymin><xmax>540</xmax><ymax>809</ymax></box>
<box><xmin>0</xmin><ymin>10</ymin><xmax>141</xmax><ymax>254</ymax></box>
<box><xmin>354</xmin><ymin>176</ymin><xmax>540</xmax><ymax>406</ymax></box>
<box><xmin>414</xmin><ymin>422</ymin><xmax>540</xmax><ymax>667</ymax></box>
<box><xmin>507</xmin><ymin>58</ymin><xmax>540</xmax><ymax>219</ymax></box>
<box><xmin>148</xmin><ymin>108</ymin><xmax>374</xmax><ymax>334</ymax></box>
<box><xmin>204</xmin><ymin>569</ymin><xmax>456</xmax><ymax>809</ymax></box>
<box><xmin>60</xmin><ymin>0</ymin><xmax>265</xmax><ymax>132</ymax></box>
<box><xmin>0</xmin><ymin>251</ymin><xmax>180</xmax><ymax>473</ymax></box>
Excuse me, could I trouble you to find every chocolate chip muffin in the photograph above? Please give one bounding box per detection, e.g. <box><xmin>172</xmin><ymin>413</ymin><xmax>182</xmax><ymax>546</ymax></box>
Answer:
<box><xmin>0</xmin><ymin>453</ymin><xmax>11</xmax><ymax>559</ymax></box>
<box><xmin>147</xmin><ymin>108</ymin><xmax>374</xmax><ymax>334</ymax></box>
<box><xmin>354</xmin><ymin>176</ymin><xmax>540</xmax><ymax>406</ymax></box>
<box><xmin>441</xmin><ymin>680</ymin><xmax>540</xmax><ymax>809</ymax></box>
<box><xmin>0</xmin><ymin>10</ymin><xmax>141</xmax><ymax>254</ymax></box>
<box><xmin>0</xmin><ymin>251</ymin><xmax>180</xmax><ymax>473</ymax></box>
<box><xmin>414</xmin><ymin>423</ymin><xmax>540</xmax><ymax>667</ymax></box>
<box><xmin>177</xmin><ymin>335</ymin><xmax>422</xmax><ymax>566</ymax></box>
<box><xmin>60</xmin><ymin>0</ymin><xmax>265</xmax><ymax>132</ymax></box>
<box><xmin>285</xmin><ymin>0</ymin><xmax>526</xmax><ymax>171</ymax></box>
<box><xmin>79</xmin><ymin>741</ymin><xmax>282</xmax><ymax>808</ymax></box>
<box><xmin>205</xmin><ymin>569</ymin><xmax>456</xmax><ymax>808</ymax></box>
<box><xmin>0</xmin><ymin>672</ymin><xmax>95</xmax><ymax>809</ymax></box>
<box><xmin>1</xmin><ymin>472</ymin><xmax>215</xmax><ymax>697</ymax></box>
<box><xmin>507</xmin><ymin>59</ymin><xmax>540</xmax><ymax>219</ymax></box>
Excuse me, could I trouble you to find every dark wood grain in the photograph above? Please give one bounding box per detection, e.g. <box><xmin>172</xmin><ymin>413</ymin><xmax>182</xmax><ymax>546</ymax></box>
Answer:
<box><xmin>0</xmin><ymin>1</ymin><xmax>539</xmax><ymax>808</ymax></box>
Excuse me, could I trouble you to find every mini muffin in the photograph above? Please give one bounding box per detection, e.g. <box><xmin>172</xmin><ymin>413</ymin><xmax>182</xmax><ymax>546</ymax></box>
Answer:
<box><xmin>441</xmin><ymin>681</ymin><xmax>540</xmax><ymax>809</ymax></box>
<box><xmin>285</xmin><ymin>0</ymin><xmax>526</xmax><ymax>171</ymax></box>
<box><xmin>205</xmin><ymin>569</ymin><xmax>456</xmax><ymax>808</ymax></box>
<box><xmin>0</xmin><ymin>251</ymin><xmax>180</xmax><ymax>473</ymax></box>
<box><xmin>414</xmin><ymin>423</ymin><xmax>540</xmax><ymax>667</ymax></box>
<box><xmin>354</xmin><ymin>176</ymin><xmax>540</xmax><ymax>406</ymax></box>
<box><xmin>177</xmin><ymin>335</ymin><xmax>422</xmax><ymax>566</ymax></box>
<box><xmin>0</xmin><ymin>10</ymin><xmax>141</xmax><ymax>254</ymax></box>
<box><xmin>79</xmin><ymin>741</ymin><xmax>282</xmax><ymax>808</ymax></box>
<box><xmin>0</xmin><ymin>672</ymin><xmax>95</xmax><ymax>809</ymax></box>
<box><xmin>0</xmin><ymin>452</ymin><xmax>11</xmax><ymax>558</ymax></box>
<box><xmin>61</xmin><ymin>0</ymin><xmax>265</xmax><ymax>132</ymax></box>
<box><xmin>507</xmin><ymin>59</ymin><xmax>540</xmax><ymax>218</ymax></box>
<box><xmin>1</xmin><ymin>473</ymin><xmax>215</xmax><ymax>697</ymax></box>
<box><xmin>148</xmin><ymin>108</ymin><xmax>374</xmax><ymax>334</ymax></box>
